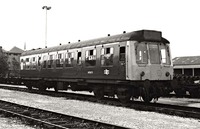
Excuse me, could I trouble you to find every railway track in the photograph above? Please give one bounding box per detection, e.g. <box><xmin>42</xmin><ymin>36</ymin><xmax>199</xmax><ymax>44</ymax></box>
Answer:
<box><xmin>1</xmin><ymin>84</ymin><xmax>200</xmax><ymax>120</ymax></box>
<box><xmin>0</xmin><ymin>99</ymin><xmax>130</xmax><ymax>129</ymax></box>
<box><xmin>131</xmin><ymin>101</ymin><xmax>200</xmax><ymax>119</ymax></box>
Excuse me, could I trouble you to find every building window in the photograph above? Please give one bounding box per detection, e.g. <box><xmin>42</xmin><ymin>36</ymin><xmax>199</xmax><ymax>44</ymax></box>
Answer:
<box><xmin>194</xmin><ymin>68</ymin><xmax>200</xmax><ymax>76</ymax></box>
<box><xmin>184</xmin><ymin>69</ymin><xmax>192</xmax><ymax>76</ymax></box>
<box><xmin>174</xmin><ymin>69</ymin><xmax>182</xmax><ymax>74</ymax></box>
<box><xmin>85</xmin><ymin>49</ymin><xmax>96</xmax><ymax>66</ymax></box>
<box><xmin>101</xmin><ymin>47</ymin><xmax>113</xmax><ymax>66</ymax></box>
<box><xmin>65</xmin><ymin>52</ymin><xmax>74</xmax><ymax>67</ymax></box>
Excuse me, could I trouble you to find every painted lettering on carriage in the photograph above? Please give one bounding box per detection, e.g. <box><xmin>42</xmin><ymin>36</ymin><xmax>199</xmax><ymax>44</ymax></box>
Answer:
<box><xmin>104</xmin><ymin>69</ymin><xmax>109</xmax><ymax>75</ymax></box>
<box><xmin>88</xmin><ymin>71</ymin><xmax>93</xmax><ymax>74</ymax></box>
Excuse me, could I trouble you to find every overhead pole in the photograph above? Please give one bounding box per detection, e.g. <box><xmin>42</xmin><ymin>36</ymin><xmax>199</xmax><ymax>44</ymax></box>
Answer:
<box><xmin>42</xmin><ymin>6</ymin><xmax>51</xmax><ymax>48</ymax></box>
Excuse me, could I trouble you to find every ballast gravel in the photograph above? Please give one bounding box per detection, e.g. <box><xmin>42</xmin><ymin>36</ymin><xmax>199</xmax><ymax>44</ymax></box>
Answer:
<box><xmin>159</xmin><ymin>97</ymin><xmax>200</xmax><ymax>108</ymax></box>
<box><xmin>0</xmin><ymin>117</ymin><xmax>34</xmax><ymax>129</ymax></box>
<box><xmin>0</xmin><ymin>89</ymin><xmax>200</xmax><ymax>129</ymax></box>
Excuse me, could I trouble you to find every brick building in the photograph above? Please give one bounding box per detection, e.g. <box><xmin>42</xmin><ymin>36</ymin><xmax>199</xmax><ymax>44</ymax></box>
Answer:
<box><xmin>2</xmin><ymin>46</ymin><xmax>24</xmax><ymax>77</ymax></box>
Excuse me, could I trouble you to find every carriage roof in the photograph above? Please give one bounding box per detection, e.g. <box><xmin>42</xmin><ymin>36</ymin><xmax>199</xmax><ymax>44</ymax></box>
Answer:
<box><xmin>22</xmin><ymin>30</ymin><xmax>169</xmax><ymax>56</ymax></box>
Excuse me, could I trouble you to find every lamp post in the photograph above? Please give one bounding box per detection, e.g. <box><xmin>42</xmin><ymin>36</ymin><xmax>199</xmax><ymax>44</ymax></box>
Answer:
<box><xmin>42</xmin><ymin>6</ymin><xmax>51</xmax><ymax>48</ymax></box>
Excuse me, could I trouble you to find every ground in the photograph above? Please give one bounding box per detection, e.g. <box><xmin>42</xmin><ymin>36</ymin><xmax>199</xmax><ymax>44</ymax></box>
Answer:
<box><xmin>0</xmin><ymin>117</ymin><xmax>34</xmax><ymax>129</ymax></box>
<box><xmin>0</xmin><ymin>88</ymin><xmax>200</xmax><ymax>129</ymax></box>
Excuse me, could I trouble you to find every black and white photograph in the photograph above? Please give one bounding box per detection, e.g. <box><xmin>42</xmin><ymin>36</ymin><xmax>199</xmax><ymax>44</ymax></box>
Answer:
<box><xmin>0</xmin><ymin>0</ymin><xmax>200</xmax><ymax>129</ymax></box>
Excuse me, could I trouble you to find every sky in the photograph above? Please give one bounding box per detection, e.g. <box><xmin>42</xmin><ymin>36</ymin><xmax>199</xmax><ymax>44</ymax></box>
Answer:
<box><xmin>0</xmin><ymin>0</ymin><xmax>200</xmax><ymax>58</ymax></box>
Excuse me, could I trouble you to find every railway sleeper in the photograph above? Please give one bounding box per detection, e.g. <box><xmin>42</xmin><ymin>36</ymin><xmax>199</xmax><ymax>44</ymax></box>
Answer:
<box><xmin>42</xmin><ymin>124</ymin><xmax>55</xmax><ymax>129</ymax></box>
<box><xmin>42</xmin><ymin>117</ymin><xmax>59</xmax><ymax>122</ymax></box>
<box><xmin>31</xmin><ymin>113</ymin><xmax>40</xmax><ymax>119</ymax></box>
<box><xmin>51</xmin><ymin>120</ymin><xmax>68</xmax><ymax>125</ymax></box>
<box><xmin>60</xmin><ymin>123</ymin><xmax>77</xmax><ymax>128</ymax></box>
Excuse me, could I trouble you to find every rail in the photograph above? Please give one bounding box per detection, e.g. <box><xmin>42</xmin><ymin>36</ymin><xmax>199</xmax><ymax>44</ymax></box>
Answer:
<box><xmin>1</xmin><ymin>84</ymin><xmax>200</xmax><ymax>120</ymax></box>
<box><xmin>0</xmin><ymin>100</ymin><xmax>130</xmax><ymax>129</ymax></box>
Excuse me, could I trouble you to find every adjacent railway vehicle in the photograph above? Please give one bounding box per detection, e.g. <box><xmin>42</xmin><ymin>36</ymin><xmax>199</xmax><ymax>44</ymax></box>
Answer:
<box><xmin>18</xmin><ymin>30</ymin><xmax>173</xmax><ymax>102</ymax></box>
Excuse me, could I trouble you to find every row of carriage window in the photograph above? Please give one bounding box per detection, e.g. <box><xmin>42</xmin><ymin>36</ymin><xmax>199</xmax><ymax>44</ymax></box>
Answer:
<box><xmin>21</xmin><ymin>47</ymin><xmax>126</xmax><ymax>70</ymax></box>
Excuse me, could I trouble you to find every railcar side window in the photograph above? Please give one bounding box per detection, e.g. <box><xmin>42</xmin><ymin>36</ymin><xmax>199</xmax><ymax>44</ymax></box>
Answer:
<box><xmin>48</xmin><ymin>55</ymin><xmax>54</xmax><ymax>68</ymax></box>
<box><xmin>101</xmin><ymin>47</ymin><xmax>113</xmax><ymax>66</ymax></box>
<box><xmin>43</xmin><ymin>55</ymin><xmax>47</xmax><ymax>68</ymax></box>
<box><xmin>161</xmin><ymin>49</ymin><xmax>167</xmax><ymax>63</ymax></box>
<box><xmin>31</xmin><ymin>57</ymin><xmax>37</xmax><ymax>69</ymax></box>
<box><xmin>65</xmin><ymin>52</ymin><xmax>74</xmax><ymax>67</ymax></box>
<box><xmin>38</xmin><ymin>56</ymin><xmax>41</xmax><ymax>66</ymax></box>
<box><xmin>25</xmin><ymin>58</ymin><xmax>30</xmax><ymax>69</ymax></box>
<box><xmin>56</xmin><ymin>53</ymin><xmax>64</xmax><ymax>68</ymax></box>
<box><xmin>20</xmin><ymin>59</ymin><xmax>25</xmax><ymax>70</ymax></box>
<box><xmin>136</xmin><ymin>43</ymin><xmax>148</xmax><ymax>64</ymax></box>
<box><xmin>77</xmin><ymin>52</ymin><xmax>82</xmax><ymax>65</ymax></box>
<box><xmin>119</xmin><ymin>46</ymin><xmax>125</xmax><ymax>62</ymax></box>
<box><xmin>85</xmin><ymin>49</ymin><xmax>96</xmax><ymax>66</ymax></box>
<box><xmin>149</xmin><ymin>44</ymin><xmax>160</xmax><ymax>64</ymax></box>
<box><xmin>32</xmin><ymin>57</ymin><xmax>36</xmax><ymax>62</ymax></box>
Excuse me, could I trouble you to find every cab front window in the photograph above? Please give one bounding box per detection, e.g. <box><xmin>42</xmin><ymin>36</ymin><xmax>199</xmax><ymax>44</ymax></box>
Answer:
<box><xmin>136</xmin><ymin>43</ymin><xmax>148</xmax><ymax>64</ymax></box>
<box><xmin>160</xmin><ymin>44</ymin><xmax>171</xmax><ymax>65</ymax></box>
<box><xmin>149</xmin><ymin>44</ymin><xmax>160</xmax><ymax>64</ymax></box>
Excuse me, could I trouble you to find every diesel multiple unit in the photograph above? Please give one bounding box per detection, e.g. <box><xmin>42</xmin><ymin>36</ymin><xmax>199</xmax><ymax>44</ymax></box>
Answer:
<box><xmin>18</xmin><ymin>30</ymin><xmax>173</xmax><ymax>102</ymax></box>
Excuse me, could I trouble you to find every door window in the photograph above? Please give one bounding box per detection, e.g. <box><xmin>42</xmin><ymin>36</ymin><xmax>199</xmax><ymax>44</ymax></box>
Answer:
<box><xmin>85</xmin><ymin>49</ymin><xmax>96</xmax><ymax>66</ymax></box>
<box><xmin>101</xmin><ymin>47</ymin><xmax>114</xmax><ymax>66</ymax></box>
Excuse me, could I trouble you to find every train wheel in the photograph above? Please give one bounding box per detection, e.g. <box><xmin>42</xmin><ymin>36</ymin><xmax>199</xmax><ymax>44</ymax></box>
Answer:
<box><xmin>189</xmin><ymin>89</ymin><xmax>200</xmax><ymax>98</ymax></box>
<box><xmin>93</xmin><ymin>88</ymin><xmax>104</xmax><ymax>100</ymax></box>
<box><xmin>25</xmin><ymin>82</ymin><xmax>32</xmax><ymax>90</ymax></box>
<box><xmin>117</xmin><ymin>88</ymin><xmax>131</xmax><ymax>103</ymax></box>
<box><xmin>38</xmin><ymin>80</ymin><xmax>47</xmax><ymax>91</ymax></box>
<box><xmin>141</xmin><ymin>80</ymin><xmax>153</xmax><ymax>103</ymax></box>
<box><xmin>141</xmin><ymin>87</ymin><xmax>152</xmax><ymax>103</ymax></box>
<box><xmin>54</xmin><ymin>86</ymin><xmax>58</xmax><ymax>92</ymax></box>
<box><xmin>27</xmin><ymin>85</ymin><xmax>32</xmax><ymax>90</ymax></box>
<box><xmin>39</xmin><ymin>86</ymin><xmax>46</xmax><ymax>91</ymax></box>
<box><xmin>174</xmin><ymin>89</ymin><xmax>186</xmax><ymax>97</ymax></box>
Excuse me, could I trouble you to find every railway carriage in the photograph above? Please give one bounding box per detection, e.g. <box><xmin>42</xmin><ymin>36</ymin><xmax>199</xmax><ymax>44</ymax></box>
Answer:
<box><xmin>20</xmin><ymin>30</ymin><xmax>173</xmax><ymax>102</ymax></box>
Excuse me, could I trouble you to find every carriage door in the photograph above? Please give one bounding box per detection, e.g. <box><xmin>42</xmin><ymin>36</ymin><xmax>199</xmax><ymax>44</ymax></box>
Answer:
<box><xmin>76</xmin><ymin>51</ymin><xmax>82</xmax><ymax>78</ymax></box>
<box><xmin>149</xmin><ymin>43</ymin><xmax>162</xmax><ymax>80</ymax></box>
<box><xmin>118</xmin><ymin>43</ymin><xmax>126</xmax><ymax>80</ymax></box>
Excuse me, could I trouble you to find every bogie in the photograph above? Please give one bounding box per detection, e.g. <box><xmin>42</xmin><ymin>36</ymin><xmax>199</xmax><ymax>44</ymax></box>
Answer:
<box><xmin>93</xmin><ymin>87</ymin><xmax>104</xmax><ymax>100</ymax></box>
<box><xmin>117</xmin><ymin>87</ymin><xmax>131</xmax><ymax>103</ymax></box>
